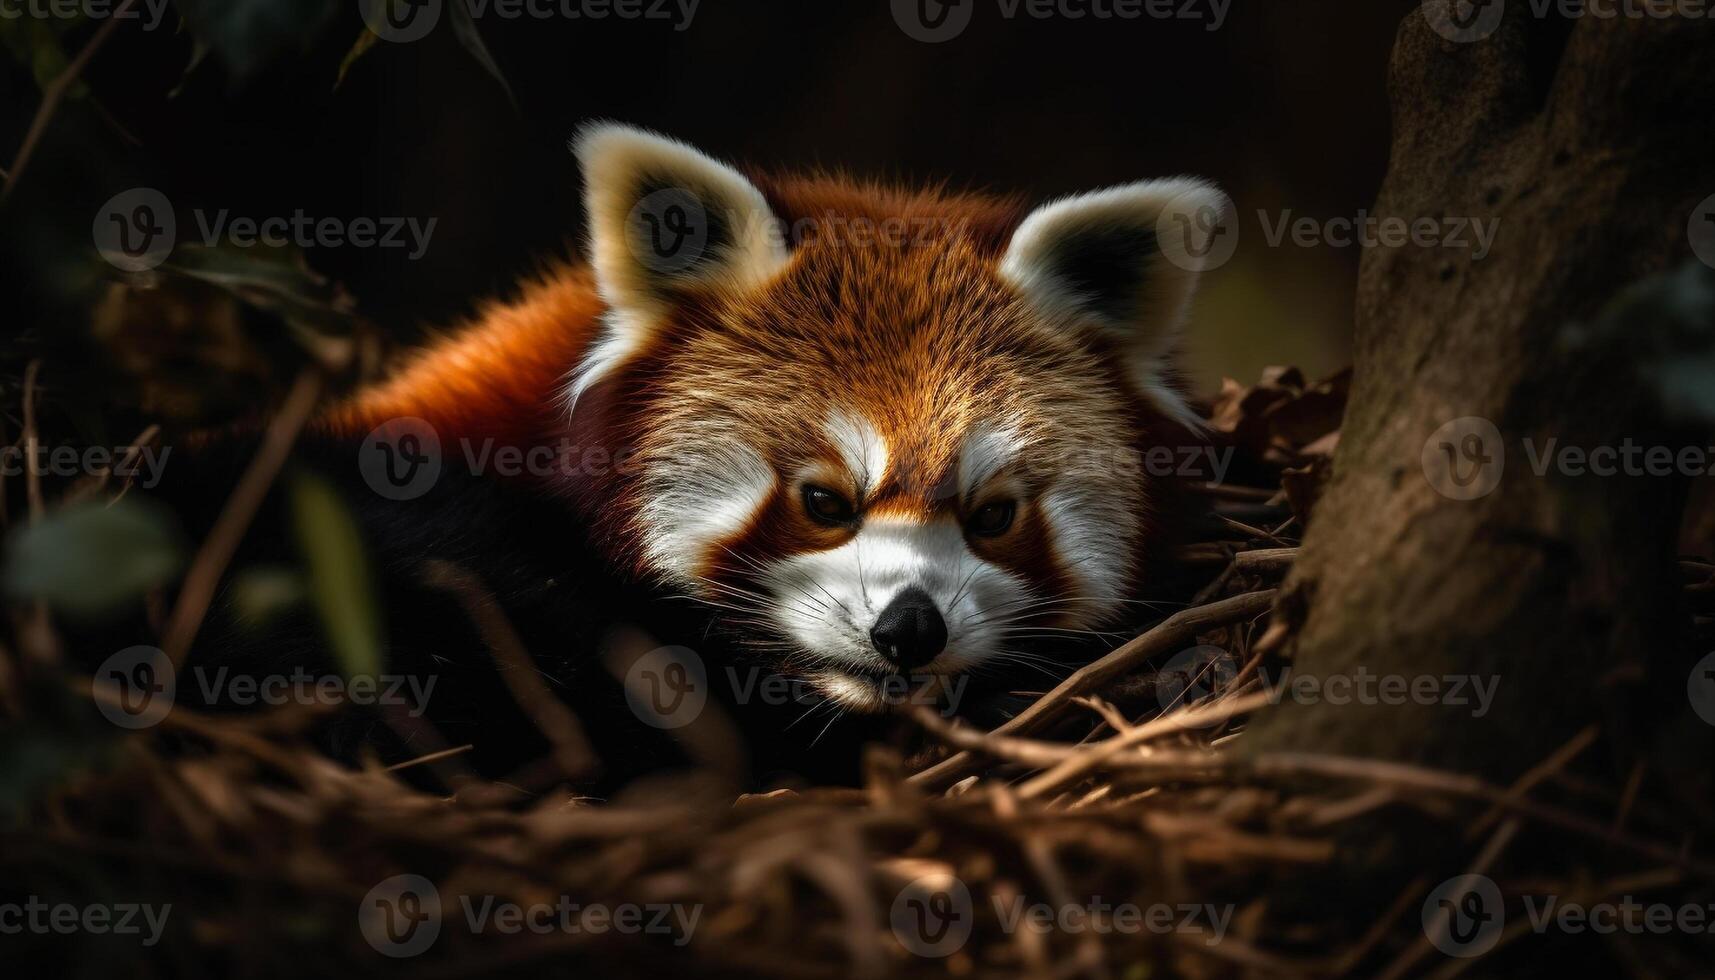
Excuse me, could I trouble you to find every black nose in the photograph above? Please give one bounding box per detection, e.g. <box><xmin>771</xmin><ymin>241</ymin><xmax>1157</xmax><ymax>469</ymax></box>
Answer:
<box><xmin>869</xmin><ymin>587</ymin><xmax>948</xmax><ymax>669</ymax></box>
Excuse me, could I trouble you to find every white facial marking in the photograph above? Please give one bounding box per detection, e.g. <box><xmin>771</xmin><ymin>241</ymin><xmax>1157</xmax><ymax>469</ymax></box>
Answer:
<box><xmin>956</xmin><ymin>425</ymin><xmax>1027</xmax><ymax>501</ymax></box>
<box><xmin>823</xmin><ymin>411</ymin><xmax>888</xmax><ymax>497</ymax></box>
<box><xmin>759</xmin><ymin>516</ymin><xmax>1032</xmax><ymax>692</ymax></box>
<box><xmin>638</xmin><ymin>440</ymin><xmax>775</xmax><ymax>585</ymax></box>
<box><xmin>560</xmin><ymin>309</ymin><xmax>646</xmax><ymax>418</ymax></box>
<box><xmin>1039</xmin><ymin>484</ymin><xmax>1133</xmax><ymax>621</ymax></box>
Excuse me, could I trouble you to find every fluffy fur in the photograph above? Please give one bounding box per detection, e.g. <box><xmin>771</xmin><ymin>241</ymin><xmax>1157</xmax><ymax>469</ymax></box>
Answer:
<box><xmin>321</xmin><ymin>123</ymin><xmax>1221</xmax><ymax>711</ymax></box>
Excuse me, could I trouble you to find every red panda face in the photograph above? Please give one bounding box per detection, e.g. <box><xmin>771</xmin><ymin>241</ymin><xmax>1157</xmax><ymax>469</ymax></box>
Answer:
<box><xmin>567</xmin><ymin>125</ymin><xmax>1226</xmax><ymax>711</ymax></box>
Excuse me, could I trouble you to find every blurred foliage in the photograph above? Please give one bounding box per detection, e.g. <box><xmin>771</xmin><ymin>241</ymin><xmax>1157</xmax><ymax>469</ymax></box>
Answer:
<box><xmin>1573</xmin><ymin>261</ymin><xmax>1715</xmax><ymax>425</ymax></box>
<box><xmin>0</xmin><ymin>9</ymin><xmax>89</xmax><ymax>94</ymax></box>
<box><xmin>227</xmin><ymin>563</ymin><xmax>308</xmax><ymax>625</ymax></box>
<box><xmin>174</xmin><ymin>0</ymin><xmax>341</xmax><ymax>81</ymax></box>
<box><xmin>0</xmin><ymin>497</ymin><xmax>183</xmax><ymax>618</ymax></box>
<box><xmin>289</xmin><ymin>469</ymin><xmax>384</xmax><ymax>680</ymax></box>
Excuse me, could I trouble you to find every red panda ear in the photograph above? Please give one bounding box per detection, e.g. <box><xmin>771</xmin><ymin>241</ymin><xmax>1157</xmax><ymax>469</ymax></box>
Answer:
<box><xmin>573</xmin><ymin>123</ymin><xmax>788</xmax><ymax>321</ymax></box>
<box><xmin>1000</xmin><ymin>178</ymin><xmax>1231</xmax><ymax>429</ymax></box>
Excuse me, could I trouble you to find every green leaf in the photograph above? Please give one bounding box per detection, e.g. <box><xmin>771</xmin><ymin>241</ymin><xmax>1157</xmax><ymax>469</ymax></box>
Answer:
<box><xmin>162</xmin><ymin>243</ymin><xmax>355</xmax><ymax>326</ymax></box>
<box><xmin>1569</xmin><ymin>261</ymin><xmax>1715</xmax><ymax>425</ymax></box>
<box><xmin>334</xmin><ymin>27</ymin><xmax>381</xmax><ymax>91</ymax></box>
<box><xmin>173</xmin><ymin>0</ymin><xmax>339</xmax><ymax>81</ymax></box>
<box><xmin>228</xmin><ymin>564</ymin><xmax>307</xmax><ymax>625</ymax></box>
<box><xmin>0</xmin><ymin>498</ymin><xmax>184</xmax><ymax>617</ymax></box>
<box><xmin>167</xmin><ymin>37</ymin><xmax>213</xmax><ymax>99</ymax></box>
<box><xmin>288</xmin><ymin>470</ymin><xmax>384</xmax><ymax>679</ymax></box>
<box><xmin>446</xmin><ymin>0</ymin><xmax>517</xmax><ymax>109</ymax></box>
<box><xmin>0</xmin><ymin>723</ymin><xmax>107</xmax><ymax>816</ymax></box>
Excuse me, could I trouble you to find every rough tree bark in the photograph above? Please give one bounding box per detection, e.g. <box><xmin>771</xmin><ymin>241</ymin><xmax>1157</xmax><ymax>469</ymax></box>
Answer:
<box><xmin>1245</xmin><ymin>6</ymin><xmax>1715</xmax><ymax>786</ymax></box>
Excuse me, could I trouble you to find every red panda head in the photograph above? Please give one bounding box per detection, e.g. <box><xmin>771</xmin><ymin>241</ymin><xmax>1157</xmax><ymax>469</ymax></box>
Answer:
<box><xmin>564</xmin><ymin>124</ymin><xmax>1226</xmax><ymax>711</ymax></box>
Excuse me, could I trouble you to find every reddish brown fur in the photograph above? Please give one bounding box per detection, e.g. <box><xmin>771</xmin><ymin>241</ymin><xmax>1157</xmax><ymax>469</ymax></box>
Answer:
<box><xmin>319</xmin><ymin>175</ymin><xmax>1176</xmax><ymax>602</ymax></box>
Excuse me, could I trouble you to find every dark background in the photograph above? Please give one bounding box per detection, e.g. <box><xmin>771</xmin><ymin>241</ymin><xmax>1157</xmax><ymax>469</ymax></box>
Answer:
<box><xmin>5</xmin><ymin>0</ymin><xmax>1420</xmax><ymax>398</ymax></box>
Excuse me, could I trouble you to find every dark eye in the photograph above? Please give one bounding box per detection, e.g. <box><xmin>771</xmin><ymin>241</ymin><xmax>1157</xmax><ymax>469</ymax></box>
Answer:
<box><xmin>967</xmin><ymin>500</ymin><xmax>1016</xmax><ymax>538</ymax></box>
<box><xmin>802</xmin><ymin>485</ymin><xmax>857</xmax><ymax>525</ymax></box>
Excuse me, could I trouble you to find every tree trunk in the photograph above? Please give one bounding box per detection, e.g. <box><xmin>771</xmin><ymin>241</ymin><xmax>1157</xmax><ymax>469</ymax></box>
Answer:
<box><xmin>1245</xmin><ymin>6</ymin><xmax>1715</xmax><ymax>782</ymax></box>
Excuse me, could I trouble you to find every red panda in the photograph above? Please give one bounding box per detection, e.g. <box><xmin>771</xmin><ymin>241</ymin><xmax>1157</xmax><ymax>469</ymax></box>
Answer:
<box><xmin>314</xmin><ymin>123</ymin><xmax>1227</xmax><ymax>716</ymax></box>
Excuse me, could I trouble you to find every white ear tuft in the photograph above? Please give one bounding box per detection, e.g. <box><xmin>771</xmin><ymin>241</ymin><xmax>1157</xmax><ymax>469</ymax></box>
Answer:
<box><xmin>563</xmin><ymin>124</ymin><xmax>789</xmax><ymax>415</ymax></box>
<box><xmin>1000</xmin><ymin>178</ymin><xmax>1231</xmax><ymax>428</ymax></box>
<box><xmin>573</xmin><ymin>122</ymin><xmax>788</xmax><ymax>319</ymax></box>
